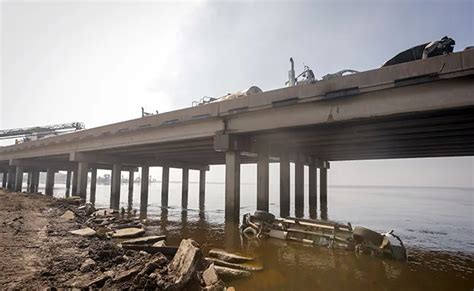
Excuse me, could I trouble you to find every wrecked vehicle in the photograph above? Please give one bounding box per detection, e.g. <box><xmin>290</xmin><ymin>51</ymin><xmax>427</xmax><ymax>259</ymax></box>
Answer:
<box><xmin>382</xmin><ymin>36</ymin><xmax>455</xmax><ymax>67</ymax></box>
<box><xmin>241</xmin><ymin>211</ymin><xmax>407</xmax><ymax>261</ymax></box>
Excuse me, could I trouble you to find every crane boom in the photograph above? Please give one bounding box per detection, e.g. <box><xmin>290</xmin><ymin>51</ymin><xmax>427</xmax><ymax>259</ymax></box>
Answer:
<box><xmin>0</xmin><ymin>122</ymin><xmax>85</xmax><ymax>141</ymax></box>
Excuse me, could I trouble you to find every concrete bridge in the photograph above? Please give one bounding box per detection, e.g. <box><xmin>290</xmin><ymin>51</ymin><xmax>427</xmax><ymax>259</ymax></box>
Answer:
<box><xmin>1</xmin><ymin>50</ymin><xmax>473</xmax><ymax>221</ymax></box>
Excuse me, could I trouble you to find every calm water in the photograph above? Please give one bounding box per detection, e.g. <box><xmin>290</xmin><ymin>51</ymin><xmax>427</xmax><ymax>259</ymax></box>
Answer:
<box><xmin>35</xmin><ymin>181</ymin><xmax>473</xmax><ymax>290</ymax></box>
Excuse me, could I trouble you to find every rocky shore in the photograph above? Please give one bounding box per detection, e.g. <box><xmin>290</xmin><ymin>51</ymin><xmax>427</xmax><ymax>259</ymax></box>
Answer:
<box><xmin>0</xmin><ymin>189</ymin><xmax>259</xmax><ymax>289</ymax></box>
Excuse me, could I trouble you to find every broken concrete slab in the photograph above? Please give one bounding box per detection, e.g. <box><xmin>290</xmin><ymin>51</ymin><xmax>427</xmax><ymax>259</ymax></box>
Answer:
<box><xmin>202</xmin><ymin>263</ymin><xmax>219</xmax><ymax>286</ymax></box>
<box><xmin>206</xmin><ymin>257</ymin><xmax>263</xmax><ymax>271</ymax></box>
<box><xmin>168</xmin><ymin>239</ymin><xmax>203</xmax><ymax>289</ymax></box>
<box><xmin>113</xmin><ymin>266</ymin><xmax>141</xmax><ymax>283</ymax></box>
<box><xmin>121</xmin><ymin>244</ymin><xmax>178</xmax><ymax>256</ymax></box>
<box><xmin>60</xmin><ymin>210</ymin><xmax>75</xmax><ymax>221</ymax></box>
<box><xmin>93</xmin><ymin>208</ymin><xmax>117</xmax><ymax>217</ymax></box>
<box><xmin>208</xmin><ymin>249</ymin><xmax>254</xmax><ymax>263</ymax></box>
<box><xmin>214</xmin><ymin>265</ymin><xmax>251</xmax><ymax>280</ymax></box>
<box><xmin>121</xmin><ymin>235</ymin><xmax>166</xmax><ymax>245</ymax></box>
<box><xmin>110</xmin><ymin>227</ymin><xmax>145</xmax><ymax>238</ymax></box>
<box><xmin>69</xmin><ymin>227</ymin><xmax>96</xmax><ymax>237</ymax></box>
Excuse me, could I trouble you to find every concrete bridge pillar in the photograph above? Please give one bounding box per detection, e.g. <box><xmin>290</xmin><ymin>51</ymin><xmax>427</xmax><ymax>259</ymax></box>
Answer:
<box><xmin>320</xmin><ymin>167</ymin><xmax>328</xmax><ymax>220</ymax></box>
<box><xmin>90</xmin><ymin>168</ymin><xmax>97</xmax><ymax>204</ymax></box>
<box><xmin>45</xmin><ymin>168</ymin><xmax>55</xmax><ymax>196</ymax></box>
<box><xmin>140</xmin><ymin>166</ymin><xmax>149</xmax><ymax>218</ymax></box>
<box><xmin>7</xmin><ymin>168</ymin><xmax>15</xmax><ymax>191</ymax></box>
<box><xmin>182</xmin><ymin>168</ymin><xmax>189</xmax><ymax>209</ymax></box>
<box><xmin>71</xmin><ymin>169</ymin><xmax>78</xmax><ymax>195</ymax></box>
<box><xmin>77</xmin><ymin>162</ymin><xmax>89</xmax><ymax>200</ymax></box>
<box><xmin>14</xmin><ymin>166</ymin><xmax>24</xmax><ymax>192</ymax></box>
<box><xmin>2</xmin><ymin>172</ymin><xmax>7</xmax><ymax>188</ymax></box>
<box><xmin>26</xmin><ymin>172</ymin><xmax>32</xmax><ymax>192</ymax></box>
<box><xmin>257</xmin><ymin>149</ymin><xmax>269</xmax><ymax>212</ymax></box>
<box><xmin>127</xmin><ymin>170</ymin><xmax>134</xmax><ymax>211</ymax></box>
<box><xmin>65</xmin><ymin>170</ymin><xmax>72</xmax><ymax>197</ymax></box>
<box><xmin>280</xmin><ymin>153</ymin><xmax>290</xmax><ymax>218</ymax></box>
<box><xmin>161</xmin><ymin>166</ymin><xmax>169</xmax><ymax>208</ymax></box>
<box><xmin>110</xmin><ymin>164</ymin><xmax>122</xmax><ymax>210</ymax></box>
<box><xmin>199</xmin><ymin>170</ymin><xmax>206</xmax><ymax>210</ymax></box>
<box><xmin>309</xmin><ymin>163</ymin><xmax>317</xmax><ymax>219</ymax></box>
<box><xmin>225</xmin><ymin>151</ymin><xmax>240</xmax><ymax>221</ymax></box>
<box><xmin>295</xmin><ymin>159</ymin><xmax>304</xmax><ymax>218</ymax></box>
<box><xmin>29</xmin><ymin>171</ymin><xmax>39</xmax><ymax>193</ymax></box>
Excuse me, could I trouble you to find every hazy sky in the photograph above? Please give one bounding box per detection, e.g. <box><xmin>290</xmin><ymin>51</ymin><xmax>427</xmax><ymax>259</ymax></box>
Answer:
<box><xmin>1</xmin><ymin>0</ymin><xmax>473</xmax><ymax>188</ymax></box>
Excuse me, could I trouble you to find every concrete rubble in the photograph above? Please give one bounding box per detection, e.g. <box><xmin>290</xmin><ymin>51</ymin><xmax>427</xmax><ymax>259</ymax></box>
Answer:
<box><xmin>34</xmin><ymin>197</ymin><xmax>253</xmax><ymax>290</ymax></box>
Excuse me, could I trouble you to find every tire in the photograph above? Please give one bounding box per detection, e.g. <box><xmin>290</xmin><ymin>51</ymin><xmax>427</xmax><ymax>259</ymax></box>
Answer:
<box><xmin>353</xmin><ymin>226</ymin><xmax>384</xmax><ymax>246</ymax></box>
<box><xmin>253</xmin><ymin>210</ymin><xmax>275</xmax><ymax>223</ymax></box>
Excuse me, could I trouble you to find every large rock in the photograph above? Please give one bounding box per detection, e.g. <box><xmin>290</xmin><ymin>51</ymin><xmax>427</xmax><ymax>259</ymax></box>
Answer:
<box><xmin>202</xmin><ymin>263</ymin><xmax>219</xmax><ymax>286</ymax></box>
<box><xmin>70</xmin><ymin>227</ymin><xmax>96</xmax><ymax>237</ymax></box>
<box><xmin>122</xmin><ymin>235</ymin><xmax>166</xmax><ymax>245</ymax></box>
<box><xmin>208</xmin><ymin>249</ymin><xmax>254</xmax><ymax>263</ymax></box>
<box><xmin>61</xmin><ymin>210</ymin><xmax>75</xmax><ymax>221</ymax></box>
<box><xmin>111</xmin><ymin>227</ymin><xmax>145</xmax><ymax>238</ymax></box>
<box><xmin>167</xmin><ymin>239</ymin><xmax>203</xmax><ymax>289</ymax></box>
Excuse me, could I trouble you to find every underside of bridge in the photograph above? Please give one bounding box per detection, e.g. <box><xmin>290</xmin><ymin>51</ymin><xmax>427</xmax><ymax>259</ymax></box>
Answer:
<box><xmin>1</xmin><ymin>50</ymin><xmax>473</xmax><ymax>221</ymax></box>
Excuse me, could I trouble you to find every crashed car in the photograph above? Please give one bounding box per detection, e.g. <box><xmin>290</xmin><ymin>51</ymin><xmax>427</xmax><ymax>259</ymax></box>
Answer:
<box><xmin>241</xmin><ymin>211</ymin><xmax>407</xmax><ymax>261</ymax></box>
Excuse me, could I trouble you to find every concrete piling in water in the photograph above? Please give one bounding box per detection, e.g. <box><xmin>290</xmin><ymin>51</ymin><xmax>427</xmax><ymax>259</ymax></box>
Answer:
<box><xmin>90</xmin><ymin>168</ymin><xmax>97</xmax><ymax>204</ymax></box>
<box><xmin>257</xmin><ymin>148</ymin><xmax>269</xmax><ymax>212</ymax></box>
<box><xmin>199</xmin><ymin>169</ymin><xmax>206</xmax><ymax>210</ymax></box>
<box><xmin>280</xmin><ymin>153</ymin><xmax>290</xmax><ymax>218</ymax></box>
<box><xmin>320</xmin><ymin>167</ymin><xmax>328</xmax><ymax>220</ymax></box>
<box><xmin>309</xmin><ymin>163</ymin><xmax>317</xmax><ymax>219</ymax></box>
<box><xmin>110</xmin><ymin>164</ymin><xmax>122</xmax><ymax>210</ymax></box>
<box><xmin>181</xmin><ymin>167</ymin><xmax>189</xmax><ymax>209</ymax></box>
<box><xmin>161</xmin><ymin>166</ymin><xmax>169</xmax><ymax>208</ymax></box>
<box><xmin>140</xmin><ymin>166</ymin><xmax>149</xmax><ymax>218</ymax></box>
<box><xmin>127</xmin><ymin>170</ymin><xmax>134</xmax><ymax>211</ymax></box>
<box><xmin>225</xmin><ymin>151</ymin><xmax>240</xmax><ymax>222</ymax></box>
<box><xmin>295</xmin><ymin>159</ymin><xmax>304</xmax><ymax>218</ymax></box>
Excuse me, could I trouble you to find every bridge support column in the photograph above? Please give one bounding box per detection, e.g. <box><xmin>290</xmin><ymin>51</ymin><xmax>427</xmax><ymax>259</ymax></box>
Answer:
<box><xmin>45</xmin><ymin>168</ymin><xmax>55</xmax><ymax>196</ymax></box>
<box><xmin>140</xmin><ymin>166</ymin><xmax>149</xmax><ymax>218</ymax></box>
<box><xmin>320</xmin><ymin>167</ymin><xmax>328</xmax><ymax>220</ymax></box>
<box><xmin>225</xmin><ymin>151</ymin><xmax>240</xmax><ymax>221</ymax></box>
<box><xmin>77</xmin><ymin>162</ymin><xmax>88</xmax><ymax>200</ymax></box>
<box><xmin>161</xmin><ymin>166</ymin><xmax>169</xmax><ymax>208</ymax></box>
<box><xmin>65</xmin><ymin>170</ymin><xmax>72</xmax><ymax>197</ymax></box>
<box><xmin>71</xmin><ymin>169</ymin><xmax>78</xmax><ymax>195</ymax></box>
<box><xmin>110</xmin><ymin>164</ymin><xmax>122</xmax><ymax>210</ymax></box>
<box><xmin>7</xmin><ymin>168</ymin><xmax>15</xmax><ymax>191</ymax></box>
<box><xmin>280</xmin><ymin>153</ymin><xmax>290</xmax><ymax>218</ymax></box>
<box><xmin>295</xmin><ymin>159</ymin><xmax>304</xmax><ymax>218</ymax></box>
<box><xmin>257</xmin><ymin>149</ymin><xmax>269</xmax><ymax>212</ymax></box>
<box><xmin>26</xmin><ymin>172</ymin><xmax>32</xmax><ymax>192</ymax></box>
<box><xmin>199</xmin><ymin>170</ymin><xmax>206</xmax><ymax>210</ymax></box>
<box><xmin>2</xmin><ymin>172</ymin><xmax>7</xmax><ymax>188</ymax></box>
<box><xmin>309</xmin><ymin>164</ymin><xmax>317</xmax><ymax>219</ymax></box>
<box><xmin>90</xmin><ymin>168</ymin><xmax>97</xmax><ymax>204</ymax></box>
<box><xmin>128</xmin><ymin>170</ymin><xmax>134</xmax><ymax>211</ymax></box>
<box><xmin>30</xmin><ymin>171</ymin><xmax>39</xmax><ymax>193</ymax></box>
<box><xmin>14</xmin><ymin>166</ymin><xmax>24</xmax><ymax>192</ymax></box>
<box><xmin>182</xmin><ymin>168</ymin><xmax>189</xmax><ymax>209</ymax></box>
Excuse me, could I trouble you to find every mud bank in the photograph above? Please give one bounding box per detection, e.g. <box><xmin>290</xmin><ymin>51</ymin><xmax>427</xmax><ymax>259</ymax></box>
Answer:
<box><xmin>0</xmin><ymin>189</ymin><xmax>242</xmax><ymax>290</ymax></box>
